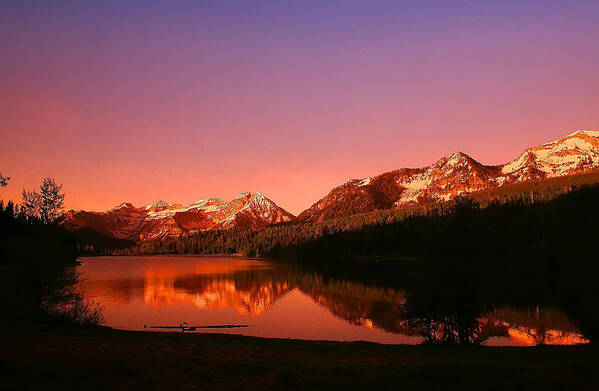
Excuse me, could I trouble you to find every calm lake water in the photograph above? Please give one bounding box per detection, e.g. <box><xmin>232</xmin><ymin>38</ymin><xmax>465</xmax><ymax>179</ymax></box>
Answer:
<box><xmin>75</xmin><ymin>255</ymin><xmax>589</xmax><ymax>346</ymax></box>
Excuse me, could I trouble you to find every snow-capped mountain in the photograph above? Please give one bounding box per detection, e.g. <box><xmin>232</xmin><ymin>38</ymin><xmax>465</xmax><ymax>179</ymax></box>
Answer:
<box><xmin>498</xmin><ymin>130</ymin><xmax>599</xmax><ymax>183</ymax></box>
<box><xmin>64</xmin><ymin>130</ymin><xmax>599</xmax><ymax>236</ymax></box>
<box><xmin>298</xmin><ymin>130</ymin><xmax>599</xmax><ymax>222</ymax></box>
<box><xmin>63</xmin><ymin>192</ymin><xmax>294</xmax><ymax>242</ymax></box>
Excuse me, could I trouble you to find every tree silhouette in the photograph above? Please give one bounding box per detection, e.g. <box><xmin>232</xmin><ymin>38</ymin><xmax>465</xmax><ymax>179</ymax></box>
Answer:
<box><xmin>22</xmin><ymin>177</ymin><xmax>65</xmax><ymax>224</ymax></box>
<box><xmin>0</xmin><ymin>172</ymin><xmax>9</xmax><ymax>187</ymax></box>
<box><xmin>21</xmin><ymin>189</ymin><xmax>41</xmax><ymax>221</ymax></box>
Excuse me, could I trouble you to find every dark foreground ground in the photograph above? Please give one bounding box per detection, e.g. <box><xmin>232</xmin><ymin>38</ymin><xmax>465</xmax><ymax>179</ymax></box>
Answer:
<box><xmin>2</xmin><ymin>324</ymin><xmax>599</xmax><ymax>391</ymax></box>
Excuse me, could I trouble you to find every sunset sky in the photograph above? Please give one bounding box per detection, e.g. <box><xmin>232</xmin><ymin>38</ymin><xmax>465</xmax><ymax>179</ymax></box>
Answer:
<box><xmin>2</xmin><ymin>0</ymin><xmax>599</xmax><ymax>215</ymax></box>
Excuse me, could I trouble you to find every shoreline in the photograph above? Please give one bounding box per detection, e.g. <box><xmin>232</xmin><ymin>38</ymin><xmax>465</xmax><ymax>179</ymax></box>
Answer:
<box><xmin>86</xmin><ymin>325</ymin><xmax>591</xmax><ymax>348</ymax></box>
<box><xmin>4</xmin><ymin>322</ymin><xmax>599</xmax><ymax>390</ymax></box>
<box><xmin>77</xmin><ymin>253</ymin><xmax>269</xmax><ymax>259</ymax></box>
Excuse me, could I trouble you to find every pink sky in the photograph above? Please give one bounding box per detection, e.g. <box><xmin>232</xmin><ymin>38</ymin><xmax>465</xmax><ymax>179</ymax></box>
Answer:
<box><xmin>1</xmin><ymin>1</ymin><xmax>598</xmax><ymax>215</ymax></box>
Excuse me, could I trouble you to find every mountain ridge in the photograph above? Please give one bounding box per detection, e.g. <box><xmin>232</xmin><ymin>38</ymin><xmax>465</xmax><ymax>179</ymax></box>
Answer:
<box><xmin>298</xmin><ymin>129</ymin><xmax>599</xmax><ymax>222</ymax></box>
<box><xmin>63</xmin><ymin>191</ymin><xmax>294</xmax><ymax>242</ymax></box>
<box><xmin>63</xmin><ymin>129</ymin><xmax>599</xmax><ymax>239</ymax></box>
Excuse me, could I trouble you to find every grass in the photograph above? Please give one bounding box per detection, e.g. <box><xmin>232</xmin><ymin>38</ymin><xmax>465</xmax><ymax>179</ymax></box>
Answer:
<box><xmin>3</xmin><ymin>322</ymin><xmax>598</xmax><ymax>390</ymax></box>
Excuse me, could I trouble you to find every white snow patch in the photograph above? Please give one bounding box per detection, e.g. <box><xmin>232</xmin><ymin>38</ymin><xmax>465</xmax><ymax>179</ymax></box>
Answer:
<box><xmin>358</xmin><ymin>177</ymin><xmax>371</xmax><ymax>187</ymax></box>
<box><xmin>112</xmin><ymin>203</ymin><xmax>133</xmax><ymax>210</ymax></box>
<box><xmin>501</xmin><ymin>129</ymin><xmax>599</xmax><ymax>179</ymax></box>
<box><xmin>569</xmin><ymin>129</ymin><xmax>599</xmax><ymax>137</ymax></box>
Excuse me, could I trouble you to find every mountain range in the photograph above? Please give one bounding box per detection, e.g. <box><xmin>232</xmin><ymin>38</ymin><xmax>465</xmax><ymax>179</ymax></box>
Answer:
<box><xmin>63</xmin><ymin>192</ymin><xmax>294</xmax><ymax>242</ymax></box>
<box><xmin>63</xmin><ymin>129</ymin><xmax>599</xmax><ymax>240</ymax></box>
<box><xmin>297</xmin><ymin>130</ymin><xmax>599</xmax><ymax>222</ymax></box>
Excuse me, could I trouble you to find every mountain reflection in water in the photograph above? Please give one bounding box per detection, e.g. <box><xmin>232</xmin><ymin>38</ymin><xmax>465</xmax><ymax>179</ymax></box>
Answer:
<box><xmin>75</xmin><ymin>256</ymin><xmax>588</xmax><ymax>346</ymax></box>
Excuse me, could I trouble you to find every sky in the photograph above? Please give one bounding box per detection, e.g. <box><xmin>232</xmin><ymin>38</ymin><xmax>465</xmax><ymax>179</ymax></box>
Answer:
<box><xmin>1</xmin><ymin>0</ymin><xmax>599</xmax><ymax>215</ymax></box>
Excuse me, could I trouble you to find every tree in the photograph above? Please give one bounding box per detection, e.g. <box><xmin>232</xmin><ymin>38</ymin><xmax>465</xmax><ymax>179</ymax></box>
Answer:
<box><xmin>22</xmin><ymin>177</ymin><xmax>65</xmax><ymax>224</ymax></box>
<box><xmin>22</xmin><ymin>189</ymin><xmax>41</xmax><ymax>221</ymax></box>
<box><xmin>39</xmin><ymin>177</ymin><xmax>65</xmax><ymax>223</ymax></box>
<box><xmin>0</xmin><ymin>172</ymin><xmax>9</xmax><ymax>188</ymax></box>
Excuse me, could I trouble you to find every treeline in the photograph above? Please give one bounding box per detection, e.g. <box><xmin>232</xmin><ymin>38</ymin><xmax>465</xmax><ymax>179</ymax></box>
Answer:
<box><xmin>0</xmin><ymin>175</ymin><xmax>102</xmax><ymax>326</ymax></box>
<box><xmin>0</xmin><ymin>200</ymin><xmax>77</xmax><ymax>320</ymax></box>
<box><xmin>112</xmin><ymin>179</ymin><xmax>587</xmax><ymax>257</ymax></box>
<box><xmin>112</xmin><ymin>201</ymin><xmax>457</xmax><ymax>256</ymax></box>
<box><xmin>74</xmin><ymin>227</ymin><xmax>135</xmax><ymax>254</ymax></box>
<box><xmin>273</xmin><ymin>183</ymin><xmax>599</xmax><ymax>263</ymax></box>
<box><xmin>275</xmin><ymin>184</ymin><xmax>599</xmax><ymax>343</ymax></box>
<box><xmin>0</xmin><ymin>200</ymin><xmax>76</xmax><ymax>265</ymax></box>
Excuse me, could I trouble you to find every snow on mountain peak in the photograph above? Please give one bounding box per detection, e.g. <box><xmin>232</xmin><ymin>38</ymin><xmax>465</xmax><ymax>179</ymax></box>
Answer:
<box><xmin>112</xmin><ymin>202</ymin><xmax>135</xmax><ymax>210</ymax></box>
<box><xmin>236</xmin><ymin>191</ymin><xmax>266</xmax><ymax>199</ymax></box>
<box><xmin>501</xmin><ymin>129</ymin><xmax>599</xmax><ymax>180</ymax></box>
<box><xmin>190</xmin><ymin>198</ymin><xmax>225</xmax><ymax>208</ymax></box>
<box><xmin>447</xmin><ymin>151</ymin><xmax>468</xmax><ymax>159</ymax></box>
<box><xmin>233</xmin><ymin>191</ymin><xmax>277</xmax><ymax>210</ymax></box>
<box><xmin>144</xmin><ymin>200</ymin><xmax>173</xmax><ymax>210</ymax></box>
<box><xmin>64</xmin><ymin>191</ymin><xmax>294</xmax><ymax>242</ymax></box>
<box><xmin>300</xmin><ymin>129</ymin><xmax>599</xmax><ymax>223</ymax></box>
<box><xmin>436</xmin><ymin>152</ymin><xmax>476</xmax><ymax>168</ymax></box>
<box><xmin>568</xmin><ymin>129</ymin><xmax>599</xmax><ymax>137</ymax></box>
<box><xmin>65</xmin><ymin>129</ymin><xmax>599</xmax><ymax>236</ymax></box>
<box><xmin>358</xmin><ymin>177</ymin><xmax>371</xmax><ymax>187</ymax></box>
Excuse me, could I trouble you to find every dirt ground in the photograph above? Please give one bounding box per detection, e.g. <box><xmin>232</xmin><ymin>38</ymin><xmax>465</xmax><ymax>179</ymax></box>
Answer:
<box><xmin>3</xmin><ymin>323</ymin><xmax>598</xmax><ymax>390</ymax></box>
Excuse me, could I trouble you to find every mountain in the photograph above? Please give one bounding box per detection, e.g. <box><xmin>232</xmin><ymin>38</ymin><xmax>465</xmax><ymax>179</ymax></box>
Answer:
<box><xmin>498</xmin><ymin>130</ymin><xmax>599</xmax><ymax>183</ymax></box>
<box><xmin>298</xmin><ymin>130</ymin><xmax>599</xmax><ymax>222</ymax></box>
<box><xmin>63</xmin><ymin>192</ymin><xmax>294</xmax><ymax>242</ymax></box>
<box><xmin>64</xmin><ymin>130</ymin><xmax>599</xmax><ymax>241</ymax></box>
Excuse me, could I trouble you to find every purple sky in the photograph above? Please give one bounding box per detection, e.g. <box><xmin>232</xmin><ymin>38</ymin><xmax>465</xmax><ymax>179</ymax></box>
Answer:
<box><xmin>1</xmin><ymin>1</ymin><xmax>599</xmax><ymax>214</ymax></box>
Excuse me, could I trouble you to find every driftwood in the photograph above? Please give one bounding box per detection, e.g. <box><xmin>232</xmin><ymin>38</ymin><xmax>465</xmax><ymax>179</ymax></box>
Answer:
<box><xmin>144</xmin><ymin>322</ymin><xmax>249</xmax><ymax>332</ymax></box>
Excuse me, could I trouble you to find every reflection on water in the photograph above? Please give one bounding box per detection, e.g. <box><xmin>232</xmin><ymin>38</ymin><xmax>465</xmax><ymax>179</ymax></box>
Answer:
<box><xmin>76</xmin><ymin>256</ymin><xmax>588</xmax><ymax>346</ymax></box>
<box><xmin>483</xmin><ymin>307</ymin><xmax>590</xmax><ymax>346</ymax></box>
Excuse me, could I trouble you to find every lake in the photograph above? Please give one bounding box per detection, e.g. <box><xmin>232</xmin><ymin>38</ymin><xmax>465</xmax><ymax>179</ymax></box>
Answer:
<box><xmin>75</xmin><ymin>255</ymin><xmax>589</xmax><ymax>346</ymax></box>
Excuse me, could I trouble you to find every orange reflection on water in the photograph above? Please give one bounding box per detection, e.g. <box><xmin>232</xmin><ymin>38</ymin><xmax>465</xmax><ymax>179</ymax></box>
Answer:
<box><xmin>506</xmin><ymin>327</ymin><xmax>590</xmax><ymax>346</ymax></box>
<box><xmin>75</xmin><ymin>256</ymin><xmax>589</xmax><ymax>346</ymax></box>
<box><xmin>482</xmin><ymin>309</ymin><xmax>589</xmax><ymax>346</ymax></box>
<box><xmin>142</xmin><ymin>270</ymin><xmax>291</xmax><ymax>316</ymax></box>
<box><xmin>75</xmin><ymin>256</ymin><xmax>422</xmax><ymax>344</ymax></box>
